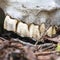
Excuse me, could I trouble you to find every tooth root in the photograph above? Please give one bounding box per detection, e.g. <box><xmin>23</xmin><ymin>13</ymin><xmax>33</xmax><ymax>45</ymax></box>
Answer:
<box><xmin>17</xmin><ymin>22</ymin><xmax>29</xmax><ymax>37</ymax></box>
<box><xmin>29</xmin><ymin>24</ymin><xmax>40</xmax><ymax>40</ymax></box>
<box><xmin>4</xmin><ymin>15</ymin><xmax>17</xmax><ymax>32</ymax></box>
<box><xmin>47</xmin><ymin>26</ymin><xmax>53</xmax><ymax>37</ymax></box>
<box><xmin>52</xmin><ymin>26</ymin><xmax>56</xmax><ymax>35</ymax></box>
<box><xmin>40</xmin><ymin>23</ymin><xmax>45</xmax><ymax>35</ymax></box>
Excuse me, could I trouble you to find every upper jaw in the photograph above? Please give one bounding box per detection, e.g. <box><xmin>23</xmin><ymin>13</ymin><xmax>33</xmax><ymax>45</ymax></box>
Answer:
<box><xmin>4</xmin><ymin>15</ymin><xmax>57</xmax><ymax>41</ymax></box>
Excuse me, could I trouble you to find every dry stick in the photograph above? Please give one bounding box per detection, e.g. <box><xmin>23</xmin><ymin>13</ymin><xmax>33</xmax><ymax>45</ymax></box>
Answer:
<box><xmin>41</xmin><ymin>44</ymin><xmax>56</xmax><ymax>51</ymax></box>
<box><xmin>35</xmin><ymin>25</ymin><xmax>50</xmax><ymax>45</ymax></box>
<box><xmin>11</xmin><ymin>38</ymin><xmax>34</xmax><ymax>47</ymax></box>
<box><xmin>35</xmin><ymin>51</ymin><xmax>60</xmax><ymax>56</ymax></box>
<box><xmin>0</xmin><ymin>37</ymin><xmax>7</xmax><ymax>41</ymax></box>
<box><xmin>37</xmin><ymin>43</ymin><xmax>53</xmax><ymax>51</ymax></box>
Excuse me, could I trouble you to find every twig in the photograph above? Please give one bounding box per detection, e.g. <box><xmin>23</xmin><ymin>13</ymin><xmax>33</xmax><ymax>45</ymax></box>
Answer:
<box><xmin>37</xmin><ymin>43</ymin><xmax>53</xmax><ymax>51</ymax></box>
<box><xmin>0</xmin><ymin>37</ymin><xmax>7</xmax><ymax>41</ymax></box>
<box><xmin>10</xmin><ymin>38</ymin><xmax>35</xmax><ymax>47</ymax></box>
<box><xmin>35</xmin><ymin>25</ymin><xmax>50</xmax><ymax>45</ymax></box>
<box><xmin>35</xmin><ymin>51</ymin><xmax>60</xmax><ymax>56</ymax></box>
<box><xmin>41</xmin><ymin>44</ymin><xmax>56</xmax><ymax>51</ymax></box>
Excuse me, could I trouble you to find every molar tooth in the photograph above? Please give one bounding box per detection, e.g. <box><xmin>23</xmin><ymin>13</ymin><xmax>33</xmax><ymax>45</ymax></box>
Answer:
<box><xmin>29</xmin><ymin>24</ymin><xmax>40</xmax><ymax>40</ymax></box>
<box><xmin>4</xmin><ymin>15</ymin><xmax>17</xmax><ymax>32</ymax></box>
<box><xmin>17</xmin><ymin>22</ymin><xmax>29</xmax><ymax>37</ymax></box>
<box><xmin>40</xmin><ymin>23</ymin><xmax>45</xmax><ymax>35</ymax></box>
<box><xmin>46</xmin><ymin>26</ymin><xmax>53</xmax><ymax>37</ymax></box>
<box><xmin>46</xmin><ymin>26</ymin><xmax>56</xmax><ymax>37</ymax></box>
<box><xmin>52</xmin><ymin>26</ymin><xmax>56</xmax><ymax>35</ymax></box>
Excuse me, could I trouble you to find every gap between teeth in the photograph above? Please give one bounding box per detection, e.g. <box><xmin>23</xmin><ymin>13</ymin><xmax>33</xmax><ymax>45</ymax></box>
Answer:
<box><xmin>4</xmin><ymin>15</ymin><xmax>57</xmax><ymax>40</ymax></box>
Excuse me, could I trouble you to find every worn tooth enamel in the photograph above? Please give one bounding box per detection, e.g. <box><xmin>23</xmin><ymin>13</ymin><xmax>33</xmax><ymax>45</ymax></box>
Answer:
<box><xmin>46</xmin><ymin>26</ymin><xmax>53</xmax><ymax>37</ymax></box>
<box><xmin>29</xmin><ymin>24</ymin><xmax>40</xmax><ymax>40</ymax></box>
<box><xmin>17</xmin><ymin>22</ymin><xmax>29</xmax><ymax>37</ymax></box>
<box><xmin>40</xmin><ymin>23</ymin><xmax>45</xmax><ymax>35</ymax></box>
<box><xmin>4</xmin><ymin>15</ymin><xmax>17</xmax><ymax>32</ymax></box>
<box><xmin>52</xmin><ymin>26</ymin><xmax>56</xmax><ymax>35</ymax></box>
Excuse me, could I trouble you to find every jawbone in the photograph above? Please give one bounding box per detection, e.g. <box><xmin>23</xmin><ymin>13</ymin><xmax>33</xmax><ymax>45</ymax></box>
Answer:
<box><xmin>0</xmin><ymin>0</ymin><xmax>60</xmax><ymax>40</ymax></box>
<box><xmin>4</xmin><ymin>15</ymin><xmax>56</xmax><ymax>41</ymax></box>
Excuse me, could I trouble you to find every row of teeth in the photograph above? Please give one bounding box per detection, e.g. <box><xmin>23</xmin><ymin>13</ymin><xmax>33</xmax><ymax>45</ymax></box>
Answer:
<box><xmin>4</xmin><ymin>15</ymin><xmax>56</xmax><ymax>40</ymax></box>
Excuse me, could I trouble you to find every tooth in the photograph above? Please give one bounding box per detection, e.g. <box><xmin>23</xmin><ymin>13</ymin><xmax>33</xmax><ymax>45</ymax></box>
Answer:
<box><xmin>40</xmin><ymin>23</ymin><xmax>45</xmax><ymax>35</ymax></box>
<box><xmin>4</xmin><ymin>15</ymin><xmax>17</xmax><ymax>32</ymax></box>
<box><xmin>17</xmin><ymin>22</ymin><xmax>29</xmax><ymax>37</ymax></box>
<box><xmin>29</xmin><ymin>24</ymin><xmax>40</xmax><ymax>40</ymax></box>
<box><xmin>52</xmin><ymin>26</ymin><xmax>56</xmax><ymax>35</ymax></box>
<box><xmin>46</xmin><ymin>26</ymin><xmax>53</xmax><ymax>37</ymax></box>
